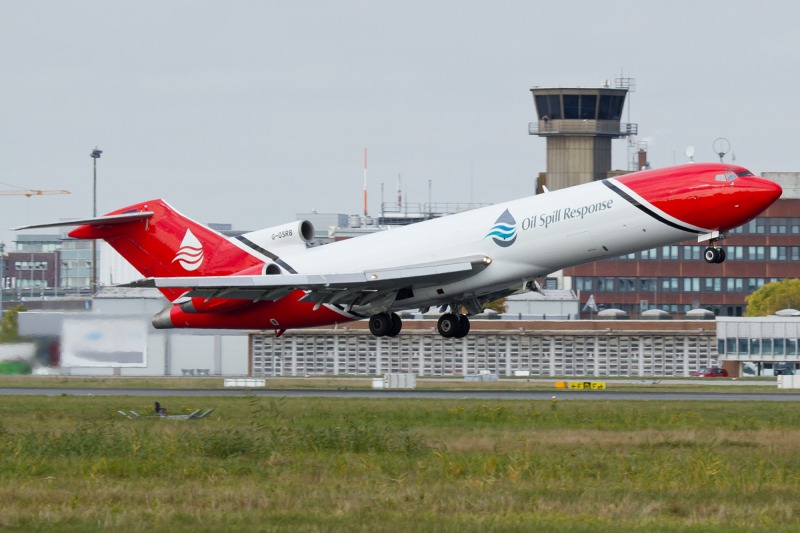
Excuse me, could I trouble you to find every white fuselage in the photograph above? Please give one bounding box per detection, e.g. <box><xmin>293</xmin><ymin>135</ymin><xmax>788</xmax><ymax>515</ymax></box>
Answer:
<box><xmin>278</xmin><ymin>179</ymin><xmax>690</xmax><ymax>312</ymax></box>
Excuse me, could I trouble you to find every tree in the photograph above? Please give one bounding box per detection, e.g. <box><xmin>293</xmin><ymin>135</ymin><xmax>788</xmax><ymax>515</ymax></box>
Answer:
<box><xmin>0</xmin><ymin>305</ymin><xmax>25</xmax><ymax>343</ymax></box>
<box><xmin>744</xmin><ymin>279</ymin><xmax>800</xmax><ymax>317</ymax></box>
<box><xmin>484</xmin><ymin>297</ymin><xmax>507</xmax><ymax>314</ymax></box>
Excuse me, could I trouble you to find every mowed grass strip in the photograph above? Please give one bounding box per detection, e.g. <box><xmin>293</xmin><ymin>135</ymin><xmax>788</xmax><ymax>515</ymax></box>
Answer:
<box><xmin>0</xmin><ymin>396</ymin><xmax>799</xmax><ymax>532</ymax></box>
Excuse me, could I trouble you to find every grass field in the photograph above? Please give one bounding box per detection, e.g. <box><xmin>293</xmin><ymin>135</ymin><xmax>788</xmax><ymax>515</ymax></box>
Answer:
<box><xmin>1</xmin><ymin>392</ymin><xmax>799</xmax><ymax>532</ymax></box>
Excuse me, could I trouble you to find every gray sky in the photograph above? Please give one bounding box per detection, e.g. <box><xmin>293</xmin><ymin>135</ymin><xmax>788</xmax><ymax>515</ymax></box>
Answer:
<box><xmin>2</xmin><ymin>1</ymin><xmax>798</xmax><ymax>248</ymax></box>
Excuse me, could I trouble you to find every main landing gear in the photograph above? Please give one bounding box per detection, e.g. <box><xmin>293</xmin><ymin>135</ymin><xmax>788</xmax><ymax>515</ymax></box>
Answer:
<box><xmin>368</xmin><ymin>312</ymin><xmax>403</xmax><ymax>337</ymax></box>
<box><xmin>437</xmin><ymin>313</ymin><xmax>471</xmax><ymax>339</ymax></box>
<box><xmin>367</xmin><ymin>311</ymin><xmax>471</xmax><ymax>338</ymax></box>
<box><xmin>703</xmin><ymin>245</ymin><xmax>726</xmax><ymax>264</ymax></box>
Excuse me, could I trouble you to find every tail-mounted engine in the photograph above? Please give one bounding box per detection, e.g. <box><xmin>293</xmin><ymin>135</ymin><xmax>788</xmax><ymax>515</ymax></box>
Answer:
<box><xmin>238</xmin><ymin>220</ymin><xmax>315</xmax><ymax>251</ymax></box>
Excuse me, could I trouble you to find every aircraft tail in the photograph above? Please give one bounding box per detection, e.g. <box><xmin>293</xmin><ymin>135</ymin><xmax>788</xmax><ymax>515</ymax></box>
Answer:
<box><xmin>68</xmin><ymin>199</ymin><xmax>263</xmax><ymax>300</ymax></box>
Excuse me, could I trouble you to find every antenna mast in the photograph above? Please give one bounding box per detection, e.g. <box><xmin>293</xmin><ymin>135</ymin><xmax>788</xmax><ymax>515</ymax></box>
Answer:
<box><xmin>363</xmin><ymin>147</ymin><xmax>368</xmax><ymax>217</ymax></box>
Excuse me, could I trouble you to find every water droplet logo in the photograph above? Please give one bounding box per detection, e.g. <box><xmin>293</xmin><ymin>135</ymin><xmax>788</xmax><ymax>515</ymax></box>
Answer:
<box><xmin>485</xmin><ymin>209</ymin><xmax>517</xmax><ymax>247</ymax></box>
<box><xmin>172</xmin><ymin>229</ymin><xmax>204</xmax><ymax>271</ymax></box>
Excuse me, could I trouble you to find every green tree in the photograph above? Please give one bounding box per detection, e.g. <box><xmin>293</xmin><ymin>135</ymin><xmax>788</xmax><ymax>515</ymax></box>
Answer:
<box><xmin>744</xmin><ymin>279</ymin><xmax>800</xmax><ymax>316</ymax></box>
<box><xmin>0</xmin><ymin>305</ymin><xmax>25</xmax><ymax>343</ymax></box>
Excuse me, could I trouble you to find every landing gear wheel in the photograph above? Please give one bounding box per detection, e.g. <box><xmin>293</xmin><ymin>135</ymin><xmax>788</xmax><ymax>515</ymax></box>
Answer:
<box><xmin>438</xmin><ymin>313</ymin><xmax>471</xmax><ymax>338</ymax></box>
<box><xmin>454</xmin><ymin>315</ymin><xmax>471</xmax><ymax>338</ymax></box>
<box><xmin>437</xmin><ymin>313</ymin><xmax>460</xmax><ymax>338</ymax></box>
<box><xmin>369</xmin><ymin>313</ymin><xmax>392</xmax><ymax>337</ymax></box>
<box><xmin>704</xmin><ymin>246</ymin><xmax>726</xmax><ymax>264</ymax></box>
<box><xmin>387</xmin><ymin>312</ymin><xmax>403</xmax><ymax>337</ymax></box>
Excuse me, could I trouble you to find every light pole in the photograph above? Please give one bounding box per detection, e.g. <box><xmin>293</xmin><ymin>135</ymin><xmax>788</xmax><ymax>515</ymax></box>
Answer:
<box><xmin>0</xmin><ymin>242</ymin><xmax>5</xmax><ymax>320</ymax></box>
<box><xmin>90</xmin><ymin>147</ymin><xmax>102</xmax><ymax>292</ymax></box>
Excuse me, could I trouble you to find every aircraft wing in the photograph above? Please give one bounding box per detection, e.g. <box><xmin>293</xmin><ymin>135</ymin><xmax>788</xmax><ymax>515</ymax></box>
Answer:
<box><xmin>125</xmin><ymin>254</ymin><xmax>492</xmax><ymax>308</ymax></box>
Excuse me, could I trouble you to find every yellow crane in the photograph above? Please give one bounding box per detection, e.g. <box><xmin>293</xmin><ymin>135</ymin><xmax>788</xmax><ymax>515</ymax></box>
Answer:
<box><xmin>0</xmin><ymin>188</ymin><xmax>70</xmax><ymax>197</ymax></box>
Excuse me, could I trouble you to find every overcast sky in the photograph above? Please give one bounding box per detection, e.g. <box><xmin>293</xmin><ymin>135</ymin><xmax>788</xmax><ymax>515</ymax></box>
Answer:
<box><xmin>2</xmin><ymin>1</ymin><xmax>798</xmax><ymax>247</ymax></box>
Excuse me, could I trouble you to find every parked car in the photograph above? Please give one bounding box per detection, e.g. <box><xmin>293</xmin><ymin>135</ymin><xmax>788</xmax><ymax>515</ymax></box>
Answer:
<box><xmin>690</xmin><ymin>366</ymin><xmax>729</xmax><ymax>377</ymax></box>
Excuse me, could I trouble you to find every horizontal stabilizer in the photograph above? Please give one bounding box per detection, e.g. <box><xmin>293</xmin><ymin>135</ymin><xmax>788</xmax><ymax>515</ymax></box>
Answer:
<box><xmin>14</xmin><ymin>211</ymin><xmax>154</xmax><ymax>231</ymax></box>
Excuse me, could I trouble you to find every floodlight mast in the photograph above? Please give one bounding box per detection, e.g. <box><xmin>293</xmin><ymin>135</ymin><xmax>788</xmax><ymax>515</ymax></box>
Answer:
<box><xmin>90</xmin><ymin>147</ymin><xmax>103</xmax><ymax>292</ymax></box>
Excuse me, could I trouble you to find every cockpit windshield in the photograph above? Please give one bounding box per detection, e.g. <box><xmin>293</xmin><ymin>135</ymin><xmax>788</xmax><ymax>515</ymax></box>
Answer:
<box><xmin>714</xmin><ymin>168</ymin><xmax>754</xmax><ymax>182</ymax></box>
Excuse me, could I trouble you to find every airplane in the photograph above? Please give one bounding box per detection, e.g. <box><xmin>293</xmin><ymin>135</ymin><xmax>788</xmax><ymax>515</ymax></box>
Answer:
<box><xmin>17</xmin><ymin>162</ymin><xmax>782</xmax><ymax>338</ymax></box>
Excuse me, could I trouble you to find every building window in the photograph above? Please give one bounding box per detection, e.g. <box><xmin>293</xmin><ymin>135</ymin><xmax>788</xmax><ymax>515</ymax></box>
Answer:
<box><xmin>787</xmin><ymin>339</ymin><xmax>798</xmax><ymax>355</ymax></box>
<box><xmin>770</xmin><ymin>247</ymin><xmax>788</xmax><ymax>261</ymax></box>
<box><xmin>683</xmin><ymin>246</ymin><xmax>701</xmax><ymax>260</ymax></box>
<box><xmin>750</xmin><ymin>338</ymin><xmax>761</xmax><ymax>355</ymax></box>
<box><xmin>14</xmin><ymin>261</ymin><xmax>48</xmax><ymax>271</ymax></box>
<box><xmin>618</xmin><ymin>278</ymin><xmax>636</xmax><ymax>292</ymax></box>
<box><xmin>640</xmin><ymin>248</ymin><xmax>657</xmax><ymax>260</ymax></box>
<box><xmin>728</xmin><ymin>246</ymin><xmax>744</xmax><ymax>261</ymax></box>
<box><xmin>600</xmin><ymin>278</ymin><xmax>617</xmax><ymax>291</ymax></box>
<box><xmin>661</xmin><ymin>278</ymin><xmax>678</xmax><ymax>291</ymax></box>
<box><xmin>640</xmin><ymin>278</ymin><xmax>656</xmax><ymax>292</ymax></box>
<box><xmin>726</xmin><ymin>278</ymin><xmax>744</xmax><ymax>292</ymax></box>
<box><xmin>773</xmin><ymin>339</ymin><xmax>785</xmax><ymax>356</ymax></box>
<box><xmin>683</xmin><ymin>278</ymin><xmax>699</xmax><ymax>292</ymax></box>
<box><xmin>747</xmin><ymin>246</ymin><xmax>765</xmax><ymax>261</ymax></box>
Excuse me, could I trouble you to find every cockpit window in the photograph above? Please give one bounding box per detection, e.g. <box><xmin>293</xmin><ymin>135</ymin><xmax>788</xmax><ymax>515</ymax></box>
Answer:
<box><xmin>735</xmin><ymin>170</ymin><xmax>754</xmax><ymax>177</ymax></box>
<box><xmin>715</xmin><ymin>172</ymin><xmax>738</xmax><ymax>182</ymax></box>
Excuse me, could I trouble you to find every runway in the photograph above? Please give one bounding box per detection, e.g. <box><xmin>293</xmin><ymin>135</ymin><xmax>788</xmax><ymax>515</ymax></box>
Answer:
<box><xmin>1</xmin><ymin>387</ymin><xmax>799</xmax><ymax>401</ymax></box>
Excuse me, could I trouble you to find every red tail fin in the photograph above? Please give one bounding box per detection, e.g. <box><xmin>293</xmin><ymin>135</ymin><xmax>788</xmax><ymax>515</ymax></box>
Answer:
<box><xmin>69</xmin><ymin>199</ymin><xmax>263</xmax><ymax>300</ymax></box>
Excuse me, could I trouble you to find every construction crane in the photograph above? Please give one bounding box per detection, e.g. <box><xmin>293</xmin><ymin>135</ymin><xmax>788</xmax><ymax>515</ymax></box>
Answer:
<box><xmin>0</xmin><ymin>188</ymin><xmax>70</xmax><ymax>197</ymax></box>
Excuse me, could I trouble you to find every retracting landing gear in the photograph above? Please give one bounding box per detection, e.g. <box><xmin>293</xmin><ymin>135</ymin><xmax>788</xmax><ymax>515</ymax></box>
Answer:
<box><xmin>368</xmin><ymin>312</ymin><xmax>402</xmax><ymax>337</ymax></box>
<box><xmin>703</xmin><ymin>245</ymin><xmax>726</xmax><ymax>264</ymax></box>
<box><xmin>437</xmin><ymin>313</ymin><xmax>470</xmax><ymax>339</ymax></box>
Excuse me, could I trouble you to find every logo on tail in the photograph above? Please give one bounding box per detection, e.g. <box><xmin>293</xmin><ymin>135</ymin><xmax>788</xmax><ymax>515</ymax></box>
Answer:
<box><xmin>172</xmin><ymin>229</ymin><xmax>204</xmax><ymax>271</ymax></box>
<box><xmin>485</xmin><ymin>209</ymin><xmax>517</xmax><ymax>247</ymax></box>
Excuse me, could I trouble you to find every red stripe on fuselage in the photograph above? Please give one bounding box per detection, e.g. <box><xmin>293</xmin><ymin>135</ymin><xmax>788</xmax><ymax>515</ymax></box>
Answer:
<box><xmin>614</xmin><ymin>163</ymin><xmax>782</xmax><ymax>232</ymax></box>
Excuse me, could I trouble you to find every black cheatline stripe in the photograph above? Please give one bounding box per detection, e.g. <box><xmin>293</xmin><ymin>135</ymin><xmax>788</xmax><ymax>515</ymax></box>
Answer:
<box><xmin>602</xmin><ymin>180</ymin><xmax>702</xmax><ymax>234</ymax></box>
<box><xmin>234</xmin><ymin>235</ymin><xmax>298</xmax><ymax>274</ymax></box>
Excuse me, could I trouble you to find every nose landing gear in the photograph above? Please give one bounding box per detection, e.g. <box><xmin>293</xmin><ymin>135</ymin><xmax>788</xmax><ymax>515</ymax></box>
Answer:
<box><xmin>704</xmin><ymin>245</ymin><xmax>726</xmax><ymax>264</ymax></box>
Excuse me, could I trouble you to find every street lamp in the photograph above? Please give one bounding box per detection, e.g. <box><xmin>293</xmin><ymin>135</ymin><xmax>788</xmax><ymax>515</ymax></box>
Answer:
<box><xmin>90</xmin><ymin>146</ymin><xmax>102</xmax><ymax>292</ymax></box>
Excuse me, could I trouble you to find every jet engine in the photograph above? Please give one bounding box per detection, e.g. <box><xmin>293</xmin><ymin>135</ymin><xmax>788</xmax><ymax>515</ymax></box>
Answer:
<box><xmin>238</xmin><ymin>220</ymin><xmax>315</xmax><ymax>251</ymax></box>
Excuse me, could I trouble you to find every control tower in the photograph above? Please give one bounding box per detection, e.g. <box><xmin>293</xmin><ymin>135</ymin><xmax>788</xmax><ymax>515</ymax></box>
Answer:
<box><xmin>530</xmin><ymin>84</ymin><xmax>637</xmax><ymax>190</ymax></box>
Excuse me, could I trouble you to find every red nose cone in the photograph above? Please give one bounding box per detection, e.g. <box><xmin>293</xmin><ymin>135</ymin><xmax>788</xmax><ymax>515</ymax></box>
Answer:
<box><xmin>616</xmin><ymin>164</ymin><xmax>783</xmax><ymax>232</ymax></box>
<box><xmin>713</xmin><ymin>176</ymin><xmax>782</xmax><ymax>231</ymax></box>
